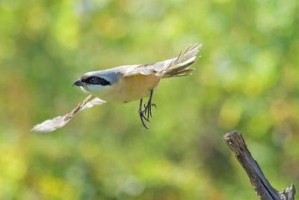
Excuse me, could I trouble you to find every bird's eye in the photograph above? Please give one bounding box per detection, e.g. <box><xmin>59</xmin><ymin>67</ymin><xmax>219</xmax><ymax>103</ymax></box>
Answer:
<box><xmin>89</xmin><ymin>77</ymin><xmax>99</xmax><ymax>84</ymax></box>
<box><xmin>85</xmin><ymin>76</ymin><xmax>111</xmax><ymax>86</ymax></box>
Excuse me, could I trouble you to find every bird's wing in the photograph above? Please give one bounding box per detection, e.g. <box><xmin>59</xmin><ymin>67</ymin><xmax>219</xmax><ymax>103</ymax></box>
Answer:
<box><xmin>31</xmin><ymin>95</ymin><xmax>106</xmax><ymax>133</ymax></box>
<box><xmin>122</xmin><ymin>43</ymin><xmax>201</xmax><ymax>77</ymax></box>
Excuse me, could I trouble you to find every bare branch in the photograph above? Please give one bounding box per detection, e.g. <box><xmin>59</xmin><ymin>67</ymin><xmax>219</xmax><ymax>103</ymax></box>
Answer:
<box><xmin>224</xmin><ymin>131</ymin><xmax>296</xmax><ymax>200</ymax></box>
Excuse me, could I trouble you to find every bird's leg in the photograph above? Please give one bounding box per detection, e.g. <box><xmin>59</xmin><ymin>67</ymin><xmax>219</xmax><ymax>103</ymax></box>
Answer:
<box><xmin>139</xmin><ymin>98</ymin><xmax>149</xmax><ymax>129</ymax></box>
<box><xmin>138</xmin><ymin>90</ymin><xmax>156</xmax><ymax>129</ymax></box>
<box><xmin>144</xmin><ymin>90</ymin><xmax>156</xmax><ymax>118</ymax></box>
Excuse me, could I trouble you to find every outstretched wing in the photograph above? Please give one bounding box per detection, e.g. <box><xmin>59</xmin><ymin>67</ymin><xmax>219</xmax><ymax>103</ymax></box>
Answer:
<box><xmin>122</xmin><ymin>43</ymin><xmax>201</xmax><ymax>77</ymax></box>
<box><xmin>31</xmin><ymin>95</ymin><xmax>106</xmax><ymax>133</ymax></box>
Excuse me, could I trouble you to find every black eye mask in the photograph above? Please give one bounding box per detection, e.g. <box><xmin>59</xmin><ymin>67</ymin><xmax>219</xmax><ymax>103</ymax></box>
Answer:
<box><xmin>83</xmin><ymin>76</ymin><xmax>111</xmax><ymax>86</ymax></box>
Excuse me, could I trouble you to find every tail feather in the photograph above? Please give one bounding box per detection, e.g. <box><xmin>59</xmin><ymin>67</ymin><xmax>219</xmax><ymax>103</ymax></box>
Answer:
<box><xmin>162</xmin><ymin>43</ymin><xmax>201</xmax><ymax>78</ymax></box>
<box><xmin>138</xmin><ymin>43</ymin><xmax>201</xmax><ymax>77</ymax></box>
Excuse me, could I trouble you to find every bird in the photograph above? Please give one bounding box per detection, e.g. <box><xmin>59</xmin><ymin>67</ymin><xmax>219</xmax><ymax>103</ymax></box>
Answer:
<box><xmin>73</xmin><ymin>43</ymin><xmax>201</xmax><ymax>128</ymax></box>
<box><xmin>31</xmin><ymin>44</ymin><xmax>201</xmax><ymax>133</ymax></box>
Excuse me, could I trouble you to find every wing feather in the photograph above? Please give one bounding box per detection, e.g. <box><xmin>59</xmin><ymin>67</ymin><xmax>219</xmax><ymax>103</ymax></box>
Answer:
<box><xmin>122</xmin><ymin>43</ymin><xmax>201</xmax><ymax>77</ymax></box>
<box><xmin>31</xmin><ymin>95</ymin><xmax>106</xmax><ymax>133</ymax></box>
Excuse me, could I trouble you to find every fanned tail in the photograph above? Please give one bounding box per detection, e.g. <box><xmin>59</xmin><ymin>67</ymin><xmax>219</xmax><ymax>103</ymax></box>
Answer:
<box><xmin>162</xmin><ymin>43</ymin><xmax>201</xmax><ymax>78</ymax></box>
<box><xmin>129</xmin><ymin>43</ymin><xmax>201</xmax><ymax>77</ymax></box>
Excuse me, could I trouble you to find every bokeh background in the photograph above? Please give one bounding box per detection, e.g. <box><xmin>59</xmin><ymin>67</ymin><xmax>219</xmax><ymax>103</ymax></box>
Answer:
<box><xmin>1</xmin><ymin>0</ymin><xmax>299</xmax><ymax>199</ymax></box>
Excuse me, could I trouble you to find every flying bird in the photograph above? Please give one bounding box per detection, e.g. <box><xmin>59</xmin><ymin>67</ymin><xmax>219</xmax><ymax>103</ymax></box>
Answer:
<box><xmin>32</xmin><ymin>44</ymin><xmax>201</xmax><ymax>132</ymax></box>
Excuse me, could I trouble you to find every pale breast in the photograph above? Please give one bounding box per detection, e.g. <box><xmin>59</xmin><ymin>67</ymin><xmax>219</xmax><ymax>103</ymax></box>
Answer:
<box><xmin>103</xmin><ymin>74</ymin><xmax>161</xmax><ymax>103</ymax></box>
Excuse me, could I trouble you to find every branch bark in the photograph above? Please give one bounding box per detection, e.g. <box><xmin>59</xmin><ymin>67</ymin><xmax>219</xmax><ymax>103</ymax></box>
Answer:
<box><xmin>224</xmin><ymin>131</ymin><xmax>296</xmax><ymax>200</ymax></box>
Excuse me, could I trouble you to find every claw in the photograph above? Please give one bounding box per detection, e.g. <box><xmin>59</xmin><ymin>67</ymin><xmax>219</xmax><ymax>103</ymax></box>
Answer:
<box><xmin>138</xmin><ymin>90</ymin><xmax>156</xmax><ymax>129</ymax></box>
<box><xmin>139</xmin><ymin>111</ymin><xmax>149</xmax><ymax>129</ymax></box>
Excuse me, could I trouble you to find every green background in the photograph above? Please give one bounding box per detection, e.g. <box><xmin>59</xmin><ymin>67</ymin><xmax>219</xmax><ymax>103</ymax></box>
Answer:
<box><xmin>1</xmin><ymin>0</ymin><xmax>298</xmax><ymax>199</ymax></box>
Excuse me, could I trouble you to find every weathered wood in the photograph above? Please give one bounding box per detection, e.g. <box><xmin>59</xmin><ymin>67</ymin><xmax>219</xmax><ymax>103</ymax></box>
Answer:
<box><xmin>224</xmin><ymin>131</ymin><xmax>296</xmax><ymax>200</ymax></box>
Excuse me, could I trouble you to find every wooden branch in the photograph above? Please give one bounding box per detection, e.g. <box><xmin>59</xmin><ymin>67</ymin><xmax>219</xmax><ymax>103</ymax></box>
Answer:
<box><xmin>224</xmin><ymin>131</ymin><xmax>296</xmax><ymax>200</ymax></box>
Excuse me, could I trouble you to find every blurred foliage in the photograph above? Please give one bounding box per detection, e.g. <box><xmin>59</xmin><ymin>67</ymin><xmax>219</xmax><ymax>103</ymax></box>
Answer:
<box><xmin>0</xmin><ymin>0</ymin><xmax>299</xmax><ymax>199</ymax></box>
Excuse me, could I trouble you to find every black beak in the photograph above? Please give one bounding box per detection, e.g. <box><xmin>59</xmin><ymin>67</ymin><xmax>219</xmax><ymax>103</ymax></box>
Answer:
<box><xmin>73</xmin><ymin>79</ymin><xmax>83</xmax><ymax>86</ymax></box>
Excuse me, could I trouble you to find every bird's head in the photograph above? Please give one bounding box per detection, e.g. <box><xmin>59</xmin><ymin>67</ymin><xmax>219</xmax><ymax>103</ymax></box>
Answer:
<box><xmin>73</xmin><ymin>70</ymin><xmax>121</xmax><ymax>95</ymax></box>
